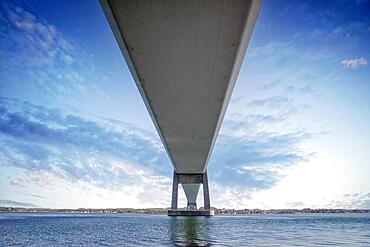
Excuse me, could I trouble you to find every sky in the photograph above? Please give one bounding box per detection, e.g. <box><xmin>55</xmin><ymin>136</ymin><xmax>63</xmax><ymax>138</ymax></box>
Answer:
<box><xmin>0</xmin><ymin>0</ymin><xmax>369</xmax><ymax>209</ymax></box>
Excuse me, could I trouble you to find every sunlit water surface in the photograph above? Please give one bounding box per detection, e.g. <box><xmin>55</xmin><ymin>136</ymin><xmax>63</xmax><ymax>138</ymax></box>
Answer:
<box><xmin>1</xmin><ymin>213</ymin><xmax>369</xmax><ymax>246</ymax></box>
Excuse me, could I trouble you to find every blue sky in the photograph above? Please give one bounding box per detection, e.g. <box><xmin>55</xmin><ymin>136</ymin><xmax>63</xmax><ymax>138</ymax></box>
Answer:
<box><xmin>0</xmin><ymin>0</ymin><xmax>369</xmax><ymax>209</ymax></box>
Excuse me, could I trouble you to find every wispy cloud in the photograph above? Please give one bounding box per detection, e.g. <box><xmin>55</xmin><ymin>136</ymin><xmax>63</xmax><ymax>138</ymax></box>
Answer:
<box><xmin>10</xmin><ymin>179</ymin><xmax>26</xmax><ymax>187</ymax></box>
<box><xmin>0</xmin><ymin>96</ymin><xmax>171</xmax><ymax>189</ymax></box>
<box><xmin>0</xmin><ymin>2</ymin><xmax>73</xmax><ymax>77</ymax></box>
<box><xmin>0</xmin><ymin>199</ymin><xmax>37</xmax><ymax>207</ymax></box>
<box><xmin>217</xmin><ymin>91</ymin><xmax>317</xmax><ymax>193</ymax></box>
<box><xmin>0</xmin><ymin>96</ymin><xmax>176</xmax><ymax>207</ymax></box>
<box><xmin>259</xmin><ymin>80</ymin><xmax>281</xmax><ymax>90</ymax></box>
<box><xmin>225</xmin><ymin>94</ymin><xmax>310</xmax><ymax>137</ymax></box>
<box><xmin>341</xmin><ymin>57</ymin><xmax>368</xmax><ymax>69</ymax></box>
<box><xmin>0</xmin><ymin>95</ymin><xmax>316</xmax><ymax>202</ymax></box>
<box><xmin>327</xmin><ymin>192</ymin><xmax>370</xmax><ymax>209</ymax></box>
<box><xmin>210</xmin><ymin>131</ymin><xmax>313</xmax><ymax>189</ymax></box>
<box><xmin>19</xmin><ymin>192</ymin><xmax>47</xmax><ymax>200</ymax></box>
<box><xmin>247</xmin><ymin>96</ymin><xmax>291</xmax><ymax>108</ymax></box>
<box><xmin>0</xmin><ymin>1</ymin><xmax>104</xmax><ymax>103</ymax></box>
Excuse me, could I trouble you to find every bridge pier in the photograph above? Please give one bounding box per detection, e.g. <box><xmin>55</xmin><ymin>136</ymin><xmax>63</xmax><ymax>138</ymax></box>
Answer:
<box><xmin>171</xmin><ymin>170</ymin><xmax>179</xmax><ymax>209</ymax></box>
<box><xmin>168</xmin><ymin>170</ymin><xmax>214</xmax><ymax>216</ymax></box>
<box><xmin>202</xmin><ymin>172</ymin><xmax>210</xmax><ymax>210</ymax></box>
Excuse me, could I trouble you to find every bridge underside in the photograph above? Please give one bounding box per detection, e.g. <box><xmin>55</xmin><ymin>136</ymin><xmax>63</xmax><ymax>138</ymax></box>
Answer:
<box><xmin>100</xmin><ymin>0</ymin><xmax>261</xmax><ymax>215</ymax></box>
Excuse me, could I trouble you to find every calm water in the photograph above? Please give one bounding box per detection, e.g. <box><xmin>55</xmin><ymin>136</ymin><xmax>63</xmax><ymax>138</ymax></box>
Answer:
<box><xmin>1</xmin><ymin>213</ymin><xmax>370</xmax><ymax>246</ymax></box>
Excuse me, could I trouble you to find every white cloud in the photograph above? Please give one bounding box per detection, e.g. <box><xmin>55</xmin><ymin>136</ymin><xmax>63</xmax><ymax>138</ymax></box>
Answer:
<box><xmin>341</xmin><ymin>57</ymin><xmax>368</xmax><ymax>69</ymax></box>
<box><xmin>4</xmin><ymin>3</ymin><xmax>73</xmax><ymax>67</ymax></box>
<box><xmin>5</xmin><ymin>157</ymin><xmax>172</xmax><ymax>208</ymax></box>
<box><xmin>0</xmin><ymin>1</ymin><xmax>107</xmax><ymax>107</ymax></box>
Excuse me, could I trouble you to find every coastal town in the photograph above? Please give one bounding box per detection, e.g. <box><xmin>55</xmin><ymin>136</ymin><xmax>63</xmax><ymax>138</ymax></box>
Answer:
<box><xmin>1</xmin><ymin>207</ymin><xmax>369</xmax><ymax>215</ymax></box>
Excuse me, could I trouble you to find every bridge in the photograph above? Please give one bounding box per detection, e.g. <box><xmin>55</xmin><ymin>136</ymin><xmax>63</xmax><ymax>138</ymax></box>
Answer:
<box><xmin>100</xmin><ymin>0</ymin><xmax>262</xmax><ymax>216</ymax></box>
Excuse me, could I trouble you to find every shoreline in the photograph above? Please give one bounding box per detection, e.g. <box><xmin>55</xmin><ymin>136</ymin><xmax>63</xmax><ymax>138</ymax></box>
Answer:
<box><xmin>1</xmin><ymin>207</ymin><xmax>369</xmax><ymax>215</ymax></box>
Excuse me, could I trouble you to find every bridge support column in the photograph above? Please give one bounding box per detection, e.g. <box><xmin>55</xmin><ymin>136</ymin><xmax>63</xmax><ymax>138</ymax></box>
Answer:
<box><xmin>202</xmin><ymin>171</ymin><xmax>210</xmax><ymax>210</ymax></box>
<box><xmin>171</xmin><ymin>170</ymin><xmax>179</xmax><ymax>209</ymax></box>
<box><xmin>168</xmin><ymin>170</ymin><xmax>214</xmax><ymax>216</ymax></box>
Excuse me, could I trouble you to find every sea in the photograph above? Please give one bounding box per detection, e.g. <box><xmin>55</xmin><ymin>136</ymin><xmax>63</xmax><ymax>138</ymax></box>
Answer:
<box><xmin>1</xmin><ymin>212</ymin><xmax>369</xmax><ymax>246</ymax></box>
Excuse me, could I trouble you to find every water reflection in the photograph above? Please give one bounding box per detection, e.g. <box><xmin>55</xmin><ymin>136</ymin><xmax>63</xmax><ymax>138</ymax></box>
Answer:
<box><xmin>169</xmin><ymin>217</ymin><xmax>212</xmax><ymax>246</ymax></box>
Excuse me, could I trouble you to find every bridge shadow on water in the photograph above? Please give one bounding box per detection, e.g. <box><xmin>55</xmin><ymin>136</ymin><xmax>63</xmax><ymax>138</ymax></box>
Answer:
<box><xmin>169</xmin><ymin>217</ymin><xmax>214</xmax><ymax>247</ymax></box>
